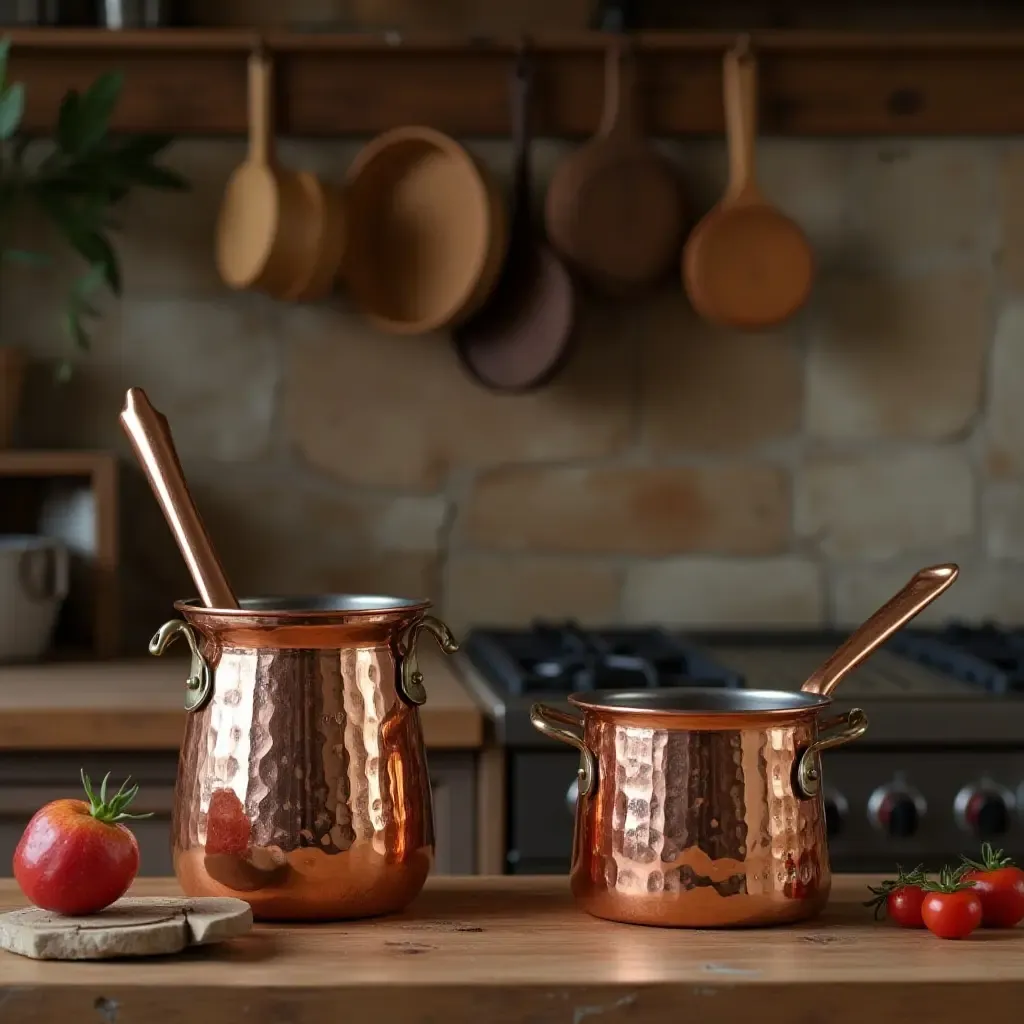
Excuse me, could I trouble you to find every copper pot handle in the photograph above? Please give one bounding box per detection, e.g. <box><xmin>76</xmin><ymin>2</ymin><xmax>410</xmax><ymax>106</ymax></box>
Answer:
<box><xmin>149</xmin><ymin>619</ymin><xmax>214</xmax><ymax>714</ymax></box>
<box><xmin>397</xmin><ymin>615</ymin><xmax>460</xmax><ymax>707</ymax></box>
<box><xmin>795</xmin><ymin>708</ymin><xmax>869</xmax><ymax>800</ymax></box>
<box><xmin>530</xmin><ymin>703</ymin><xmax>597</xmax><ymax>798</ymax></box>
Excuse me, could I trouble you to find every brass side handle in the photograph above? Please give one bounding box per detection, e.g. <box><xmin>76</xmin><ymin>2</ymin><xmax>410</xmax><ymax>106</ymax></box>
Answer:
<box><xmin>149</xmin><ymin>619</ymin><xmax>213</xmax><ymax>714</ymax></box>
<box><xmin>530</xmin><ymin>703</ymin><xmax>597</xmax><ymax>799</ymax></box>
<box><xmin>397</xmin><ymin>615</ymin><xmax>459</xmax><ymax>707</ymax></box>
<box><xmin>795</xmin><ymin>708</ymin><xmax>869</xmax><ymax>800</ymax></box>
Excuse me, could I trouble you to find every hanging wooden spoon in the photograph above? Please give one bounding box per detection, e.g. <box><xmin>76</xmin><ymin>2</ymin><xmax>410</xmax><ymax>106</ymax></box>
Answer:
<box><xmin>120</xmin><ymin>388</ymin><xmax>238</xmax><ymax>610</ymax></box>
<box><xmin>683</xmin><ymin>37</ymin><xmax>814</xmax><ymax>330</ymax></box>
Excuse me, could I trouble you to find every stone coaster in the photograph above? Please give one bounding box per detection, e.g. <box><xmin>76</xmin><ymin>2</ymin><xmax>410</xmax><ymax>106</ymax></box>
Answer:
<box><xmin>0</xmin><ymin>896</ymin><xmax>253</xmax><ymax>960</ymax></box>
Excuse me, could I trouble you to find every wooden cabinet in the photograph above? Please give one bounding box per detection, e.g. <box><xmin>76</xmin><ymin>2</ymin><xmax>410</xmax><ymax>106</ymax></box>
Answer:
<box><xmin>0</xmin><ymin>751</ymin><xmax>479</xmax><ymax>877</ymax></box>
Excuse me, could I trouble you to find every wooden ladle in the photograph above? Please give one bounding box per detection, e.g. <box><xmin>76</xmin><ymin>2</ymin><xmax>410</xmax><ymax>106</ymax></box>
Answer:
<box><xmin>683</xmin><ymin>38</ymin><xmax>814</xmax><ymax>330</ymax></box>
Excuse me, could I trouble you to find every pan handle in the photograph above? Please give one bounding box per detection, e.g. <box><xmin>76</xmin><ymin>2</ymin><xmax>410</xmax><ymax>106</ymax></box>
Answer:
<box><xmin>795</xmin><ymin>708</ymin><xmax>869</xmax><ymax>800</ymax></box>
<box><xmin>530</xmin><ymin>703</ymin><xmax>597</xmax><ymax>798</ymax></box>
<box><xmin>802</xmin><ymin>563</ymin><xmax>959</xmax><ymax>698</ymax></box>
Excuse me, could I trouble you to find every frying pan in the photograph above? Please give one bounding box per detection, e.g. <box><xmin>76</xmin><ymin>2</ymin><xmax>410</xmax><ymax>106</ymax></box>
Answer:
<box><xmin>453</xmin><ymin>47</ymin><xmax>575</xmax><ymax>393</ymax></box>
<box><xmin>682</xmin><ymin>39</ymin><xmax>814</xmax><ymax>330</ymax></box>
<box><xmin>343</xmin><ymin>126</ymin><xmax>508</xmax><ymax>334</ymax></box>
<box><xmin>544</xmin><ymin>36</ymin><xmax>685</xmax><ymax>296</ymax></box>
<box><xmin>215</xmin><ymin>49</ymin><xmax>322</xmax><ymax>300</ymax></box>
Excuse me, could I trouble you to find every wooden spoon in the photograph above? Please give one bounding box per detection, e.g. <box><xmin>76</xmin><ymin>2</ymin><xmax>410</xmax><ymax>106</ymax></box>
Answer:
<box><xmin>683</xmin><ymin>38</ymin><xmax>814</xmax><ymax>330</ymax></box>
<box><xmin>119</xmin><ymin>388</ymin><xmax>238</xmax><ymax>610</ymax></box>
<box><xmin>214</xmin><ymin>48</ymin><xmax>320</xmax><ymax>301</ymax></box>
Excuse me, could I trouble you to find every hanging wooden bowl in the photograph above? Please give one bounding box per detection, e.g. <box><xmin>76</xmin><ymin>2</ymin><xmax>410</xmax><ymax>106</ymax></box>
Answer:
<box><xmin>343</xmin><ymin>126</ymin><xmax>508</xmax><ymax>334</ymax></box>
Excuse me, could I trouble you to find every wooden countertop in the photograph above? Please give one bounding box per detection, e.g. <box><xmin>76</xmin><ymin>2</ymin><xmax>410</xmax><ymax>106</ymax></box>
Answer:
<box><xmin>1</xmin><ymin>875</ymin><xmax>1022</xmax><ymax>1023</ymax></box>
<box><xmin>0</xmin><ymin>649</ymin><xmax>483</xmax><ymax>751</ymax></box>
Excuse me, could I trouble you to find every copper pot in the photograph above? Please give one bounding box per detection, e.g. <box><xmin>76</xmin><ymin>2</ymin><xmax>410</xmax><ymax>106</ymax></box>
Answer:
<box><xmin>148</xmin><ymin>594</ymin><xmax>458</xmax><ymax>922</ymax></box>
<box><xmin>531</xmin><ymin>563</ymin><xmax>960</xmax><ymax>928</ymax></box>
<box><xmin>532</xmin><ymin>690</ymin><xmax>866</xmax><ymax>928</ymax></box>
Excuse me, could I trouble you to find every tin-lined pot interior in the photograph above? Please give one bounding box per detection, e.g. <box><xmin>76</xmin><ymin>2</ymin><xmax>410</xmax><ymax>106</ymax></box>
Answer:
<box><xmin>176</xmin><ymin>593</ymin><xmax>430</xmax><ymax>616</ymax></box>
<box><xmin>569</xmin><ymin>687</ymin><xmax>831</xmax><ymax>715</ymax></box>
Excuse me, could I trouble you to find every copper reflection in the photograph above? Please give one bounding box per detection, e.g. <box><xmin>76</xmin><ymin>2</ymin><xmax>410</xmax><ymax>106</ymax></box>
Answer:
<box><xmin>155</xmin><ymin>598</ymin><xmax>455</xmax><ymax>921</ymax></box>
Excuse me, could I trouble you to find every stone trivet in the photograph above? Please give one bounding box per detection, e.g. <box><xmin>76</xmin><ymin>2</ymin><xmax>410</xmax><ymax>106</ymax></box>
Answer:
<box><xmin>0</xmin><ymin>896</ymin><xmax>253</xmax><ymax>960</ymax></box>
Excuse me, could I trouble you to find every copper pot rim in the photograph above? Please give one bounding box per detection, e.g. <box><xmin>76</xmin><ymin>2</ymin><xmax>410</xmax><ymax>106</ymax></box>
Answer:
<box><xmin>567</xmin><ymin>686</ymin><xmax>830</xmax><ymax>723</ymax></box>
<box><xmin>174</xmin><ymin>593</ymin><xmax>432</xmax><ymax>622</ymax></box>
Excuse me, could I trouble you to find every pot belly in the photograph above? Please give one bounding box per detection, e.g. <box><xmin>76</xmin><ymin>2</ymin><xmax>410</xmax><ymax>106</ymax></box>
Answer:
<box><xmin>172</xmin><ymin>646</ymin><xmax>433</xmax><ymax>920</ymax></box>
<box><xmin>570</xmin><ymin>720</ymin><xmax>830</xmax><ymax>927</ymax></box>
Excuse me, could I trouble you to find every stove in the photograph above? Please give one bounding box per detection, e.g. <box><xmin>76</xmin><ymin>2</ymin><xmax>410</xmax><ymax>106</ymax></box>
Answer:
<box><xmin>457</xmin><ymin>622</ymin><xmax>1024</xmax><ymax>875</ymax></box>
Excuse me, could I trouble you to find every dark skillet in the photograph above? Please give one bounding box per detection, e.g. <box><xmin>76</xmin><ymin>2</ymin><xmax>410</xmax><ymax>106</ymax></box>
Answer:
<box><xmin>452</xmin><ymin>45</ymin><xmax>576</xmax><ymax>394</ymax></box>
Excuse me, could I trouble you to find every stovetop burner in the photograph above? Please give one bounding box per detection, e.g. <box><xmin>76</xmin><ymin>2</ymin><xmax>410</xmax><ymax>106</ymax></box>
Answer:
<box><xmin>888</xmin><ymin>623</ymin><xmax>1024</xmax><ymax>694</ymax></box>
<box><xmin>462</xmin><ymin>622</ymin><xmax>744</xmax><ymax>696</ymax></box>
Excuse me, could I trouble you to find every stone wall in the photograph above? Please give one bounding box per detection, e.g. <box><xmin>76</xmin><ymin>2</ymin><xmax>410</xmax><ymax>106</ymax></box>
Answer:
<box><xmin>8</xmin><ymin>136</ymin><xmax>1024</xmax><ymax>645</ymax></box>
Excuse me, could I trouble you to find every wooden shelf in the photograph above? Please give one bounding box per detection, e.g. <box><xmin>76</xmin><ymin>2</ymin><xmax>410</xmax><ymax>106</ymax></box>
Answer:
<box><xmin>0</xmin><ymin>450</ymin><xmax>119</xmax><ymax>659</ymax></box>
<box><xmin>8</xmin><ymin>28</ymin><xmax>1024</xmax><ymax>137</ymax></box>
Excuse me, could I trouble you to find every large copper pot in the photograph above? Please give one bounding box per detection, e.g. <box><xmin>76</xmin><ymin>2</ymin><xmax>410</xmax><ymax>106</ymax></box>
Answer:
<box><xmin>531</xmin><ymin>563</ymin><xmax>959</xmax><ymax>928</ymax></box>
<box><xmin>149</xmin><ymin>594</ymin><xmax>458</xmax><ymax>921</ymax></box>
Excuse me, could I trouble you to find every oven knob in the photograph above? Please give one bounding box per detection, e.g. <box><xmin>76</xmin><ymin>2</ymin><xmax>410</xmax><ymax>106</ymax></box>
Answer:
<box><xmin>566</xmin><ymin>777</ymin><xmax>579</xmax><ymax>815</ymax></box>
<box><xmin>823</xmin><ymin>789</ymin><xmax>848</xmax><ymax>838</ymax></box>
<box><xmin>955</xmin><ymin>783</ymin><xmax>1015</xmax><ymax>838</ymax></box>
<box><xmin>868</xmin><ymin>784</ymin><xmax>926</xmax><ymax>838</ymax></box>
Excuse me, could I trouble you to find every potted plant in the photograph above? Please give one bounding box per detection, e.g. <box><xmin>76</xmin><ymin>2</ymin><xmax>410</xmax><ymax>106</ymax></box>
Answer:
<box><xmin>0</xmin><ymin>37</ymin><xmax>189</xmax><ymax>447</ymax></box>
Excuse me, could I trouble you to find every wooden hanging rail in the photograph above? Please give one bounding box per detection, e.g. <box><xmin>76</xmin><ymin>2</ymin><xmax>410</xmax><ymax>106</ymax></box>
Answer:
<box><xmin>7</xmin><ymin>28</ymin><xmax>1024</xmax><ymax>137</ymax></box>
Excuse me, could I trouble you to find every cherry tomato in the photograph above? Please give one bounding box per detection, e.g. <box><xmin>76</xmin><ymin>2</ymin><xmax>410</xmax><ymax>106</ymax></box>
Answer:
<box><xmin>864</xmin><ymin>865</ymin><xmax>927</xmax><ymax>928</ymax></box>
<box><xmin>920</xmin><ymin>867</ymin><xmax>982</xmax><ymax>940</ymax></box>
<box><xmin>13</xmin><ymin>771</ymin><xmax>152</xmax><ymax>916</ymax></box>
<box><xmin>886</xmin><ymin>885</ymin><xmax>927</xmax><ymax>928</ymax></box>
<box><xmin>960</xmin><ymin>844</ymin><xmax>1024</xmax><ymax>928</ymax></box>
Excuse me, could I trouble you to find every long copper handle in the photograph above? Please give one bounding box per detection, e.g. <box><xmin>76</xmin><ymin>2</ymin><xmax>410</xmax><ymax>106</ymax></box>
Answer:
<box><xmin>120</xmin><ymin>387</ymin><xmax>238</xmax><ymax>610</ymax></box>
<box><xmin>802</xmin><ymin>563</ymin><xmax>959</xmax><ymax>697</ymax></box>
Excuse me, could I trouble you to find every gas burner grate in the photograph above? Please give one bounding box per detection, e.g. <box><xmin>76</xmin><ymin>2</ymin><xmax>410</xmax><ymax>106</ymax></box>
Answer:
<box><xmin>462</xmin><ymin>622</ymin><xmax>744</xmax><ymax>696</ymax></box>
<box><xmin>888</xmin><ymin>623</ymin><xmax>1024</xmax><ymax>695</ymax></box>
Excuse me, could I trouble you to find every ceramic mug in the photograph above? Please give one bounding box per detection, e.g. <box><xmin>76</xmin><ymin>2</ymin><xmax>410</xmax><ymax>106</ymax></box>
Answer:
<box><xmin>0</xmin><ymin>535</ymin><xmax>69</xmax><ymax>663</ymax></box>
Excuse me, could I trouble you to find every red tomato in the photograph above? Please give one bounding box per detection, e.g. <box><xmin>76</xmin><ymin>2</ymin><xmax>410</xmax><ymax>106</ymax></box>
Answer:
<box><xmin>864</xmin><ymin>866</ymin><xmax>927</xmax><ymax>928</ymax></box>
<box><xmin>13</xmin><ymin>771</ymin><xmax>152</xmax><ymax>916</ymax></box>
<box><xmin>922</xmin><ymin>890</ymin><xmax>982</xmax><ymax>939</ymax></box>
<box><xmin>960</xmin><ymin>844</ymin><xmax>1024</xmax><ymax>928</ymax></box>
<box><xmin>886</xmin><ymin>885</ymin><xmax>926</xmax><ymax>928</ymax></box>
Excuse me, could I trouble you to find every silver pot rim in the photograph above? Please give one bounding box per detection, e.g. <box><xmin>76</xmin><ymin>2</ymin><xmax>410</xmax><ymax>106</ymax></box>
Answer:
<box><xmin>568</xmin><ymin>686</ymin><xmax>831</xmax><ymax>716</ymax></box>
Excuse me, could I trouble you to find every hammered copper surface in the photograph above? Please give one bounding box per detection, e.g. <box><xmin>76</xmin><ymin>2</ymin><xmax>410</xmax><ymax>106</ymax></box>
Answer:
<box><xmin>163</xmin><ymin>601</ymin><xmax>451</xmax><ymax>921</ymax></box>
<box><xmin>568</xmin><ymin>713</ymin><xmax>830</xmax><ymax>928</ymax></box>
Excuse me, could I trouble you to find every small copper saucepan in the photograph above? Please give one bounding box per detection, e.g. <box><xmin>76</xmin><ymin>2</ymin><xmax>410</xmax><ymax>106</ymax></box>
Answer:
<box><xmin>531</xmin><ymin>564</ymin><xmax>959</xmax><ymax>928</ymax></box>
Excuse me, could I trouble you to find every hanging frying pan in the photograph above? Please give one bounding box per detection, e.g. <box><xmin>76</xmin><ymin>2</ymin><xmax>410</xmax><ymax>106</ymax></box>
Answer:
<box><xmin>544</xmin><ymin>35</ymin><xmax>685</xmax><ymax>297</ymax></box>
<box><xmin>453</xmin><ymin>46</ymin><xmax>575</xmax><ymax>393</ymax></box>
<box><xmin>682</xmin><ymin>38</ymin><xmax>814</xmax><ymax>329</ymax></box>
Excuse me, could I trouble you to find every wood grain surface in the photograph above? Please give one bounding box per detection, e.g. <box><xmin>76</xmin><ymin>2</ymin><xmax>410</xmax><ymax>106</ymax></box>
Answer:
<box><xmin>0</xmin><ymin>875</ymin><xmax>1021</xmax><ymax>1023</ymax></box>
<box><xmin>0</xmin><ymin>648</ymin><xmax>483</xmax><ymax>751</ymax></box>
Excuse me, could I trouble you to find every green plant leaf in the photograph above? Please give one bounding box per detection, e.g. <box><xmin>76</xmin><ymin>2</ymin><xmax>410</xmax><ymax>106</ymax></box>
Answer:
<box><xmin>0</xmin><ymin>38</ymin><xmax>10</xmax><ymax>94</ymax></box>
<box><xmin>3</xmin><ymin>248</ymin><xmax>51</xmax><ymax>268</ymax></box>
<box><xmin>74</xmin><ymin>72</ymin><xmax>124</xmax><ymax>152</ymax></box>
<box><xmin>33</xmin><ymin>190</ymin><xmax>122</xmax><ymax>295</ymax></box>
<box><xmin>122</xmin><ymin>162</ymin><xmax>190</xmax><ymax>191</ymax></box>
<box><xmin>0</xmin><ymin>81</ymin><xmax>22</xmax><ymax>139</ymax></box>
<box><xmin>114</xmin><ymin>134</ymin><xmax>175</xmax><ymax>163</ymax></box>
<box><xmin>56</xmin><ymin>88</ymin><xmax>81</xmax><ymax>153</ymax></box>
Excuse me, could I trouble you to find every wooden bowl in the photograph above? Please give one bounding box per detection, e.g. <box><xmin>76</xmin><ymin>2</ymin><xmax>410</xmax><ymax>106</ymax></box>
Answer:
<box><xmin>343</xmin><ymin>127</ymin><xmax>508</xmax><ymax>335</ymax></box>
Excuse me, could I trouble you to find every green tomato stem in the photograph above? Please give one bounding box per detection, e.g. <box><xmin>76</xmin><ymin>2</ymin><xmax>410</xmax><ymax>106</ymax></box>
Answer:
<box><xmin>80</xmin><ymin>768</ymin><xmax>154</xmax><ymax>823</ymax></box>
